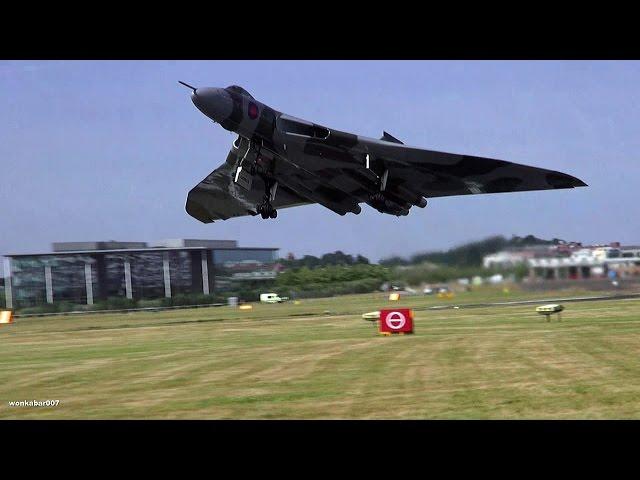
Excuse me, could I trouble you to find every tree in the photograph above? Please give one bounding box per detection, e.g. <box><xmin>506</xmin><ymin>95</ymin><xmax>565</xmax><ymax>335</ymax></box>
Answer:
<box><xmin>355</xmin><ymin>255</ymin><xmax>370</xmax><ymax>265</ymax></box>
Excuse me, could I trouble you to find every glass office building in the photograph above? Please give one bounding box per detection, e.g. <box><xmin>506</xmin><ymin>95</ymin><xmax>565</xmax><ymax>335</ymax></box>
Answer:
<box><xmin>3</xmin><ymin>240</ymin><xmax>278</xmax><ymax>308</ymax></box>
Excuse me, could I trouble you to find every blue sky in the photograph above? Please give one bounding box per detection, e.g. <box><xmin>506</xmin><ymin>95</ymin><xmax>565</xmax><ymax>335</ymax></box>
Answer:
<box><xmin>1</xmin><ymin>60</ymin><xmax>638</xmax><ymax>261</ymax></box>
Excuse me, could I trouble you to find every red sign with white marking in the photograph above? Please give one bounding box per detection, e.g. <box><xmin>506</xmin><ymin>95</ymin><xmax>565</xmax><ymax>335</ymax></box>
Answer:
<box><xmin>379</xmin><ymin>308</ymin><xmax>414</xmax><ymax>334</ymax></box>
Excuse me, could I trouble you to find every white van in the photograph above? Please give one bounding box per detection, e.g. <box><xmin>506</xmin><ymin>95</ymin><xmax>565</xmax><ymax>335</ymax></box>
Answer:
<box><xmin>260</xmin><ymin>293</ymin><xmax>285</xmax><ymax>303</ymax></box>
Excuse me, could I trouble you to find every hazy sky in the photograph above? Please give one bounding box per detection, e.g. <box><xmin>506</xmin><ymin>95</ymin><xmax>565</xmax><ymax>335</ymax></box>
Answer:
<box><xmin>1</xmin><ymin>60</ymin><xmax>639</xmax><ymax>262</ymax></box>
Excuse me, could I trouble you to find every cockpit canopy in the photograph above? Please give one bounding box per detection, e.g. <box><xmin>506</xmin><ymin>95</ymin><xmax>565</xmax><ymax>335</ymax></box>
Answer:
<box><xmin>225</xmin><ymin>85</ymin><xmax>254</xmax><ymax>99</ymax></box>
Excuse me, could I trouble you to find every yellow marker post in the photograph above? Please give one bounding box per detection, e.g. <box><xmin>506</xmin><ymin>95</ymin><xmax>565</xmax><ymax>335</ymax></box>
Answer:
<box><xmin>389</xmin><ymin>293</ymin><xmax>400</xmax><ymax>301</ymax></box>
<box><xmin>238</xmin><ymin>304</ymin><xmax>253</xmax><ymax>310</ymax></box>
<box><xmin>437</xmin><ymin>292</ymin><xmax>454</xmax><ymax>299</ymax></box>
<box><xmin>0</xmin><ymin>310</ymin><xmax>14</xmax><ymax>325</ymax></box>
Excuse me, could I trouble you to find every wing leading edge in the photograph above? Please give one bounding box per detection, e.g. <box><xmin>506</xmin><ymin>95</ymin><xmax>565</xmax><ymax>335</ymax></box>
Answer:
<box><xmin>351</xmin><ymin>135</ymin><xmax>587</xmax><ymax>200</ymax></box>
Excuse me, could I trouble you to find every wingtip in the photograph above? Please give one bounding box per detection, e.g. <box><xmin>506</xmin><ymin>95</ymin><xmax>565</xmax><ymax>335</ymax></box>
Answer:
<box><xmin>573</xmin><ymin>178</ymin><xmax>588</xmax><ymax>188</ymax></box>
<box><xmin>185</xmin><ymin>198</ymin><xmax>214</xmax><ymax>223</ymax></box>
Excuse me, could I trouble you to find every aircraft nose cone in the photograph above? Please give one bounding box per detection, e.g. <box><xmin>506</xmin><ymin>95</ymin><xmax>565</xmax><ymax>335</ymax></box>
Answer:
<box><xmin>191</xmin><ymin>87</ymin><xmax>233</xmax><ymax>123</ymax></box>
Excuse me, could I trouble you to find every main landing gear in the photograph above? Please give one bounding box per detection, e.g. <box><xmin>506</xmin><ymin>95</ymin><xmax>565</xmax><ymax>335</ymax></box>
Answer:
<box><xmin>257</xmin><ymin>196</ymin><xmax>277</xmax><ymax>219</ymax></box>
<box><xmin>256</xmin><ymin>178</ymin><xmax>278</xmax><ymax>219</ymax></box>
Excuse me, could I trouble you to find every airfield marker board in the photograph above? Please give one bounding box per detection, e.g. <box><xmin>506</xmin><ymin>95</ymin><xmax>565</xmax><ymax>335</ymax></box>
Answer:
<box><xmin>536</xmin><ymin>304</ymin><xmax>564</xmax><ymax>322</ymax></box>
<box><xmin>379</xmin><ymin>308</ymin><xmax>414</xmax><ymax>335</ymax></box>
<box><xmin>0</xmin><ymin>311</ymin><xmax>14</xmax><ymax>325</ymax></box>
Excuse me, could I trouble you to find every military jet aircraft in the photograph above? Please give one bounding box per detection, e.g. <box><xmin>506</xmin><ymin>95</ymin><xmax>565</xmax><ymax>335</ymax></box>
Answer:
<box><xmin>180</xmin><ymin>82</ymin><xmax>586</xmax><ymax>222</ymax></box>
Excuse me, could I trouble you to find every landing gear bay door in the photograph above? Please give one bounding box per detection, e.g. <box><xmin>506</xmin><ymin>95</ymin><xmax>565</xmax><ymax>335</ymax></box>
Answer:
<box><xmin>185</xmin><ymin>137</ymin><xmax>310</xmax><ymax>223</ymax></box>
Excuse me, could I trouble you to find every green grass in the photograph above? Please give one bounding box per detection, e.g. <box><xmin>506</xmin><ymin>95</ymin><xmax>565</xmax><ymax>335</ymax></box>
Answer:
<box><xmin>2</xmin><ymin>286</ymin><xmax>640</xmax><ymax>419</ymax></box>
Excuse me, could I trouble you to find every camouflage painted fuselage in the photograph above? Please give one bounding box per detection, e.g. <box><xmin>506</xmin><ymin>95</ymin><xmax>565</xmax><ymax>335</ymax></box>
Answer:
<box><xmin>185</xmin><ymin>84</ymin><xmax>587</xmax><ymax>223</ymax></box>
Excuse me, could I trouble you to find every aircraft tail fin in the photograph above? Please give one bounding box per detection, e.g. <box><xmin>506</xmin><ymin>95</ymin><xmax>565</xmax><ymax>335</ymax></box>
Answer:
<box><xmin>381</xmin><ymin>131</ymin><xmax>404</xmax><ymax>144</ymax></box>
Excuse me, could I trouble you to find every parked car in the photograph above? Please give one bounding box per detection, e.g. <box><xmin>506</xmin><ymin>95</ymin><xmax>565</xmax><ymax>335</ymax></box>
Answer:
<box><xmin>259</xmin><ymin>293</ymin><xmax>288</xmax><ymax>303</ymax></box>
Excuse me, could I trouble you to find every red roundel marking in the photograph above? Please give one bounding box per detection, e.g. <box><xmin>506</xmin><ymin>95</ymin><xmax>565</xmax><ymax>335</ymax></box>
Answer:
<box><xmin>385</xmin><ymin>311</ymin><xmax>406</xmax><ymax>329</ymax></box>
<box><xmin>248</xmin><ymin>102</ymin><xmax>259</xmax><ymax>120</ymax></box>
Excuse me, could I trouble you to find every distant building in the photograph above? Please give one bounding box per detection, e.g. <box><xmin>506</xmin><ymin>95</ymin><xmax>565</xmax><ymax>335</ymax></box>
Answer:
<box><xmin>3</xmin><ymin>239</ymin><xmax>278</xmax><ymax>309</ymax></box>
<box><xmin>621</xmin><ymin>245</ymin><xmax>640</xmax><ymax>258</ymax></box>
<box><xmin>483</xmin><ymin>241</ymin><xmax>640</xmax><ymax>282</ymax></box>
<box><xmin>527</xmin><ymin>242</ymin><xmax>640</xmax><ymax>281</ymax></box>
<box><xmin>482</xmin><ymin>250</ymin><xmax>537</xmax><ymax>269</ymax></box>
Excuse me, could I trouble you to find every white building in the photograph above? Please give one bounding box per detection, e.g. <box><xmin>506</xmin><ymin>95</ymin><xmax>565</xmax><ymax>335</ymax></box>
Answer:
<box><xmin>528</xmin><ymin>244</ymin><xmax>640</xmax><ymax>281</ymax></box>
<box><xmin>483</xmin><ymin>241</ymin><xmax>640</xmax><ymax>281</ymax></box>
<box><xmin>483</xmin><ymin>251</ymin><xmax>534</xmax><ymax>269</ymax></box>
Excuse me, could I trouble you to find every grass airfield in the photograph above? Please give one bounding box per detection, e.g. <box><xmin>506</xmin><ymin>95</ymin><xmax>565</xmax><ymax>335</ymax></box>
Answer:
<box><xmin>2</xmin><ymin>287</ymin><xmax>640</xmax><ymax>419</ymax></box>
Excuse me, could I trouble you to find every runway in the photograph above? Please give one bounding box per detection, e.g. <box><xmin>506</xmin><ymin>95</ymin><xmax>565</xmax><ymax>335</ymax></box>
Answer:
<box><xmin>423</xmin><ymin>292</ymin><xmax>640</xmax><ymax>311</ymax></box>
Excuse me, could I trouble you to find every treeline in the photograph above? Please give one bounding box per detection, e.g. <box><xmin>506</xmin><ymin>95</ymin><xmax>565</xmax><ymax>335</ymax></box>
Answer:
<box><xmin>279</xmin><ymin>251</ymin><xmax>370</xmax><ymax>269</ymax></box>
<box><xmin>380</xmin><ymin>235</ymin><xmax>561</xmax><ymax>268</ymax></box>
<box><xmin>276</xmin><ymin>264</ymin><xmax>389</xmax><ymax>299</ymax></box>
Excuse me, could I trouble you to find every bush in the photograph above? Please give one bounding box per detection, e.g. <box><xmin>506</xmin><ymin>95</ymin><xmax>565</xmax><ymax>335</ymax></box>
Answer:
<box><xmin>277</xmin><ymin>264</ymin><xmax>389</xmax><ymax>287</ymax></box>
<box><xmin>17</xmin><ymin>301</ymin><xmax>85</xmax><ymax>314</ymax></box>
<box><xmin>511</xmin><ymin>263</ymin><xmax>530</xmax><ymax>281</ymax></box>
<box><xmin>56</xmin><ymin>301</ymin><xmax>75</xmax><ymax>313</ymax></box>
<box><xmin>232</xmin><ymin>287</ymin><xmax>261</xmax><ymax>303</ymax></box>
<box><xmin>91</xmin><ymin>297</ymin><xmax>138</xmax><ymax>311</ymax></box>
<box><xmin>18</xmin><ymin>304</ymin><xmax>60</xmax><ymax>315</ymax></box>
<box><xmin>161</xmin><ymin>293</ymin><xmax>224</xmax><ymax>307</ymax></box>
<box><xmin>283</xmin><ymin>277</ymin><xmax>383</xmax><ymax>299</ymax></box>
<box><xmin>137</xmin><ymin>299</ymin><xmax>164</xmax><ymax>309</ymax></box>
<box><xmin>273</xmin><ymin>264</ymin><xmax>389</xmax><ymax>300</ymax></box>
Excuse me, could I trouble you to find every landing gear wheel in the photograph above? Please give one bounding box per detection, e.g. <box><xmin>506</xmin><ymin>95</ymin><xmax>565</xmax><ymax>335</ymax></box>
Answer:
<box><xmin>257</xmin><ymin>202</ymin><xmax>277</xmax><ymax>220</ymax></box>
<box><xmin>256</xmin><ymin>178</ymin><xmax>279</xmax><ymax>220</ymax></box>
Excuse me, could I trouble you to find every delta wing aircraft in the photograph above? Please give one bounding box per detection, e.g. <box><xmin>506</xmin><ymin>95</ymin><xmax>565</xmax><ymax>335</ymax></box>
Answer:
<box><xmin>180</xmin><ymin>82</ymin><xmax>586</xmax><ymax>222</ymax></box>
